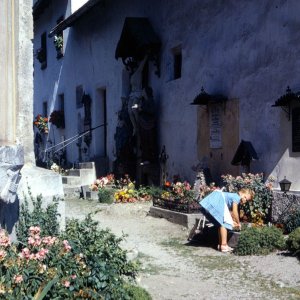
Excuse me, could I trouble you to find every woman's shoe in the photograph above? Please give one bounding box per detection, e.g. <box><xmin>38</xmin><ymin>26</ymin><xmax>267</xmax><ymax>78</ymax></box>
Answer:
<box><xmin>219</xmin><ymin>245</ymin><xmax>233</xmax><ymax>252</ymax></box>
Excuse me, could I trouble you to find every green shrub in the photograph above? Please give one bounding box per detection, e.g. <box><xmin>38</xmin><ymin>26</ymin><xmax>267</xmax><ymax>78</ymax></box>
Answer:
<box><xmin>0</xmin><ymin>213</ymin><xmax>139</xmax><ymax>299</ymax></box>
<box><xmin>283</xmin><ymin>209</ymin><xmax>300</xmax><ymax>234</ymax></box>
<box><xmin>98</xmin><ymin>187</ymin><xmax>115</xmax><ymax>204</ymax></box>
<box><xmin>124</xmin><ymin>284</ymin><xmax>152</xmax><ymax>300</ymax></box>
<box><xmin>286</xmin><ymin>227</ymin><xmax>300</xmax><ymax>257</ymax></box>
<box><xmin>222</xmin><ymin>173</ymin><xmax>274</xmax><ymax>224</ymax></box>
<box><xmin>62</xmin><ymin>214</ymin><xmax>139</xmax><ymax>299</ymax></box>
<box><xmin>16</xmin><ymin>193</ymin><xmax>60</xmax><ymax>244</ymax></box>
<box><xmin>142</xmin><ymin>185</ymin><xmax>164</xmax><ymax>198</ymax></box>
<box><xmin>234</xmin><ymin>226</ymin><xmax>285</xmax><ymax>256</ymax></box>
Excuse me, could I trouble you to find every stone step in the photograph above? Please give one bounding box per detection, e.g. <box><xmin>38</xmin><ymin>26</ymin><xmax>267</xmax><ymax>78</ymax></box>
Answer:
<box><xmin>62</xmin><ymin>175</ymin><xmax>81</xmax><ymax>185</ymax></box>
<box><xmin>63</xmin><ymin>185</ymin><xmax>83</xmax><ymax>198</ymax></box>
<box><xmin>79</xmin><ymin>162</ymin><xmax>95</xmax><ymax>169</ymax></box>
<box><xmin>68</xmin><ymin>169</ymin><xmax>80</xmax><ymax>176</ymax></box>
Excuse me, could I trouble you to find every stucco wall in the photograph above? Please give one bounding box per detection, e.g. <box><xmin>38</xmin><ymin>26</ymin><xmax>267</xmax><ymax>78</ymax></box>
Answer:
<box><xmin>34</xmin><ymin>0</ymin><xmax>300</xmax><ymax>189</ymax></box>
<box><xmin>0</xmin><ymin>0</ymin><xmax>34</xmax><ymax>162</ymax></box>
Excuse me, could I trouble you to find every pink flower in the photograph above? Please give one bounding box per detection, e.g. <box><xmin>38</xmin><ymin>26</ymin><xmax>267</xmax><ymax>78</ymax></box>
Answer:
<box><xmin>63</xmin><ymin>280</ymin><xmax>70</xmax><ymax>287</ymax></box>
<box><xmin>71</xmin><ymin>274</ymin><xmax>77</xmax><ymax>279</ymax></box>
<box><xmin>29</xmin><ymin>226</ymin><xmax>41</xmax><ymax>236</ymax></box>
<box><xmin>42</xmin><ymin>236</ymin><xmax>57</xmax><ymax>246</ymax></box>
<box><xmin>28</xmin><ymin>237</ymin><xmax>35</xmax><ymax>245</ymax></box>
<box><xmin>0</xmin><ymin>250</ymin><xmax>7</xmax><ymax>260</ymax></box>
<box><xmin>35</xmin><ymin>248</ymin><xmax>49</xmax><ymax>260</ymax></box>
<box><xmin>20</xmin><ymin>248</ymin><xmax>31</xmax><ymax>259</ymax></box>
<box><xmin>63</xmin><ymin>240</ymin><xmax>71</xmax><ymax>252</ymax></box>
<box><xmin>0</xmin><ymin>230</ymin><xmax>11</xmax><ymax>247</ymax></box>
<box><xmin>13</xmin><ymin>275</ymin><xmax>23</xmax><ymax>284</ymax></box>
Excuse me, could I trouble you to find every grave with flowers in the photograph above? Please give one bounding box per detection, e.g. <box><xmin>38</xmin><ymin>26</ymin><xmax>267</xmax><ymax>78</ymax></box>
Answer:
<box><xmin>152</xmin><ymin>180</ymin><xmax>202</xmax><ymax>214</ymax></box>
<box><xmin>87</xmin><ymin>174</ymin><xmax>154</xmax><ymax>203</ymax></box>
<box><xmin>86</xmin><ymin>173</ymin><xmax>115</xmax><ymax>201</ymax></box>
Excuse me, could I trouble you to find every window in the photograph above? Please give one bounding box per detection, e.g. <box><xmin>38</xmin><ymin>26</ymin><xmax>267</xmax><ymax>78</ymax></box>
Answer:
<box><xmin>54</xmin><ymin>16</ymin><xmax>64</xmax><ymax>59</ymax></box>
<box><xmin>172</xmin><ymin>46</ymin><xmax>182</xmax><ymax>80</ymax></box>
<box><xmin>43</xmin><ymin>101</ymin><xmax>48</xmax><ymax>116</ymax></box>
<box><xmin>59</xmin><ymin>93</ymin><xmax>65</xmax><ymax>111</ymax></box>
<box><xmin>76</xmin><ymin>85</ymin><xmax>84</xmax><ymax>108</ymax></box>
<box><xmin>36</xmin><ymin>32</ymin><xmax>47</xmax><ymax>69</ymax></box>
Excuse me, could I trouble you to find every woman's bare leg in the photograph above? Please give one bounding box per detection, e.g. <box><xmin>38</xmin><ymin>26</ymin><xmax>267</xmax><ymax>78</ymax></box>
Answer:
<box><xmin>219</xmin><ymin>226</ymin><xmax>227</xmax><ymax>246</ymax></box>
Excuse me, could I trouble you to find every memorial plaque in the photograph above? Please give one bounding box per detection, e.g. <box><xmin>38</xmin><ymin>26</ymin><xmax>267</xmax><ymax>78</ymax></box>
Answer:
<box><xmin>209</xmin><ymin>105</ymin><xmax>222</xmax><ymax>148</ymax></box>
<box><xmin>292</xmin><ymin>107</ymin><xmax>300</xmax><ymax>152</ymax></box>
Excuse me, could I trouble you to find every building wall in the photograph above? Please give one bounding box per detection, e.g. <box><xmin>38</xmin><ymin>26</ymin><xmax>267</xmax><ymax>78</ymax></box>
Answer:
<box><xmin>0</xmin><ymin>0</ymin><xmax>34</xmax><ymax>163</ymax></box>
<box><xmin>34</xmin><ymin>0</ymin><xmax>300</xmax><ymax>189</ymax></box>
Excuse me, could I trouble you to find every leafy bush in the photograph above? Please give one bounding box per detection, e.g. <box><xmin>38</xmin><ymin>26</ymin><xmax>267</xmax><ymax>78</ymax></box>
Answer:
<box><xmin>286</xmin><ymin>227</ymin><xmax>300</xmax><ymax>257</ymax></box>
<box><xmin>234</xmin><ymin>226</ymin><xmax>285</xmax><ymax>256</ymax></box>
<box><xmin>283</xmin><ymin>209</ymin><xmax>300</xmax><ymax>234</ymax></box>
<box><xmin>98</xmin><ymin>188</ymin><xmax>115</xmax><ymax>204</ymax></box>
<box><xmin>62</xmin><ymin>214</ymin><xmax>139</xmax><ymax>299</ymax></box>
<box><xmin>0</xmin><ymin>214</ymin><xmax>140</xmax><ymax>299</ymax></box>
<box><xmin>124</xmin><ymin>284</ymin><xmax>152</xmax><ymax>300</ymax></box>
<box><xmin>16</xmin><ymin>193</ymin><xmax>60</xmax><ymax>244</ymax></box>
<box><xmin>2</xmin><ymin>193</ymin><xmax>142</xmax><ymax>299</ymax></box>
<box><xmin>222</xmin><ymin>173</ymin><xmax>274</xmax><ymax>224</ymax></box>
<box><xmin>143</xmin><ymin>185</ymin><xmax>164</xmax><ymax>198</ymax></box>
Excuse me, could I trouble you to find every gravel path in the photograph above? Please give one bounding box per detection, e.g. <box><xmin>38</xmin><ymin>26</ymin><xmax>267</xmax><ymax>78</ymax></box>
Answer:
<box><xmin>65</xmin><ymin>198</ymin><xmax>300</xmax><ymax>300</ymax></box>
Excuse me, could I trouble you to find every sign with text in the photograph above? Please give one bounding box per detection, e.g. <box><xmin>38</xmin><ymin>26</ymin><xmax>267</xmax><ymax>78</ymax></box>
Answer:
<box><xmin>209</xmin><ymin>105</ymin><xmax>222</xmax><ymax>148</ymax></box>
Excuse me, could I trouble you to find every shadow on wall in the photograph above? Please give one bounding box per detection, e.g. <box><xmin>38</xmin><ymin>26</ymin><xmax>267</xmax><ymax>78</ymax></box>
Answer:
<box><xmin>0</xmin><ymin>200</ymin><xmax>19</xmax><ymax>234</ymax></box>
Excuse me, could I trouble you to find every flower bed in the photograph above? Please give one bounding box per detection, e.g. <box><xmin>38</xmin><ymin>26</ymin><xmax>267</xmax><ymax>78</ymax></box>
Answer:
<box><xmin>152</xmin><ymin>196</ymin><xmax>201</xmax><ymax>214</ymax></box>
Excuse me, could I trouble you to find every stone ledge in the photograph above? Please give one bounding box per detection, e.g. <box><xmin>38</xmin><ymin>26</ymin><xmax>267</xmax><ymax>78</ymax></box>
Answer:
<box><xmin>149</xmin><ymin>206</ymin><xmax>204</xmax><ymax>229</ymax></box>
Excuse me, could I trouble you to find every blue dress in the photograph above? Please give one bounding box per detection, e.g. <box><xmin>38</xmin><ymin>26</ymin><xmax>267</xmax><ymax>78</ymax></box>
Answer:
<box><xmin>200</xmin><ymin>190</ymin><xmax>241</xmax><ymax>230</ymax></box>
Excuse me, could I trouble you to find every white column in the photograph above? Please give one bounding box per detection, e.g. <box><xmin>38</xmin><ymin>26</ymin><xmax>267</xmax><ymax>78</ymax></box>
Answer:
<box><xmin>0</xmin><ymin>0</ymin><xmax>16</xmax><ymax>144</ymax></box>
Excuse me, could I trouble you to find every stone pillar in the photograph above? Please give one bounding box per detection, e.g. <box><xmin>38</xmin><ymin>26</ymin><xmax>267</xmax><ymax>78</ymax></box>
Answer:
<box><xmin>0</xmin><ymin>0</ymin><xmax>34</xmax><ymax>161</ymax></box>
<box><xmin>0</xmin><ymin>0</ymin><xmax>65</xmax><ymax>238</ymax></box>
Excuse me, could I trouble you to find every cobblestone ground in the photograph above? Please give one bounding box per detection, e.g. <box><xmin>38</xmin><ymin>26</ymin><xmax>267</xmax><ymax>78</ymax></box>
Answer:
<box><xmin>65</xmin><ymin>197</ymin><xmax>300</xmax><ymax>300</ymax></box>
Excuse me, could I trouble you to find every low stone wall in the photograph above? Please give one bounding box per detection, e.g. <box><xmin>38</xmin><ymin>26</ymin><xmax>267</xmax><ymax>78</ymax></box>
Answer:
<box><xmin>271</xmin><ymin>190</ymin><xmax>300</xmax><ymax>223</ymax></box>
<box><xmin>149</xmin><ymin>206</ymin><xmax>204</xmax><ymax>229</ymax></box>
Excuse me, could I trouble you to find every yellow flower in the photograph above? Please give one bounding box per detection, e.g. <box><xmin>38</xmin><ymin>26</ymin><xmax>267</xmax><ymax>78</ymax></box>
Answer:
<box><xmin>128</xmin><ymin>182</ymin><xmax>135</xmax><ymax>189</ymax></box>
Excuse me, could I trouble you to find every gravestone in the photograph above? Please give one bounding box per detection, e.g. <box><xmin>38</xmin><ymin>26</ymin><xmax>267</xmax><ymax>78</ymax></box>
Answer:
<box><xmin>0</xmin><ymin>0</ymin><xmax>65</xmax><ymax>240</ymax></box>
<box><xmin>271</xmin><ymin>191</ymin><xmax>300</xmax><ymax>223</ymax></box>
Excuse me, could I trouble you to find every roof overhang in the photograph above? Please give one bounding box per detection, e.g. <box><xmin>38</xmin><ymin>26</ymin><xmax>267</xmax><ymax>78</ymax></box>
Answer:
<box><xmin>48</xmin><ymin>0</ymin><xmax>103</xmax><ymax>37</ymax></box>
<box><xmin>33</xmin><ymin>0</ymin><xmax>51</xmax><ymax>20</ymax></box>
<box><xmin>115</xmin><ymin>17</ymin><xmax>161</xmax><ymax>60</ymax></box>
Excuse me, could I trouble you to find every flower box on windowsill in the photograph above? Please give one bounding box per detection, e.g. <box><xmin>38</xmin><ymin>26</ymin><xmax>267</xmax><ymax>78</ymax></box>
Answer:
<box><xmin>152</xmin><ymin>196</ymin><xmax>201</xmax><ymax>214</ymax></box>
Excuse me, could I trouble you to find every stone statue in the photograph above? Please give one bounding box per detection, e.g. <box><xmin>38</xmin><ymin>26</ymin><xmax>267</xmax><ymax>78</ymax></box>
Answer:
<box><xmin>114</xmin><ymin>103</ymin><xmax>135</xmax><ymax>162</ymax></box>
<box><xmin>159</xmin><ymin>145</ymin><xmax>169</xmax><ymax>185</ymax></box>
<box><xmin>128</xmin><ymin>55</ymin><xmax>148</xmax><ymax>136</ymax></box>
<box><xmin>135</xmin><ymin>86</ymin><xmax>158</xmax><ymax>163</ymax></box>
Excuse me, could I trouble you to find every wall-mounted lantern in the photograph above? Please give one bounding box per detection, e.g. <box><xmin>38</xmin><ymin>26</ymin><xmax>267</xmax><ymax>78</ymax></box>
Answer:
<box><xmin>279</xmin><ymin>176</ymin><xmax>292</xmax><ymax>193</ymax></box>
<box><xmin>272</xmin><ymin>86</ymin><xmax>300</xmax><ymax>121</ymax></box>
<box><xmin>190</xmin><ymin>86</ymin><xmax>227</xmax><ymax>107</ymax></box>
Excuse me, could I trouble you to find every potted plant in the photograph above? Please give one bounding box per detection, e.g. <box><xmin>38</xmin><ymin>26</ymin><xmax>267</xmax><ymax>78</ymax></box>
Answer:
<box><xmin>53</xmin><ymin>35</ymin><xmax>63</xmax><ymax>58</ymax></box>
<box><xmin>33</xmin><ymin>114</ymin><xmax>48</xmax><ymax>134</ymax></box>
<box><xmin>35</xmin><ymin>48</ymin><xmax>46</xmax><ymax>63</ymax></box>
<box><xmin>49</xmin><ymin>110</ymin><xmax>65</xmax><ymax>128</ymax></box>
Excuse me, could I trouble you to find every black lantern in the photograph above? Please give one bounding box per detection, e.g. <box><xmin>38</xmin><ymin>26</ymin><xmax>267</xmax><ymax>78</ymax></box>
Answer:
<box><xmin>272</xmin><ymin>86</ymin><xmax>300</xmax><ymax>120</ymax></box>
<box><xmin>190</xmin><ymin>86</ymin><xmax>227</xmax><ymax>106</ymax></box>
<box><xmin>279</xmin><ymin>176</ymin><xmax>292</xmax><ymax>193</ymax></box>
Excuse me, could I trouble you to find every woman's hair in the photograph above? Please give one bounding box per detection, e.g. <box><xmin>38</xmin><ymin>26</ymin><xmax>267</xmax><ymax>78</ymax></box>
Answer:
<box><xmin>239</xmin><ymin>188</ymin><xmax>255</xmax><ymax>200</ymax></box>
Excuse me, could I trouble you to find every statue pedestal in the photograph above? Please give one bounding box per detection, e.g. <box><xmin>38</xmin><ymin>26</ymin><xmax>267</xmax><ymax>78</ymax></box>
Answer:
<box><xmin>0</xmin><ymin>145</ymin><xmax>65</xmax><ymax>241</ymax></box>
<box><xmin>0</xmin><ymin>145</ymin><xmax>24</xmax><ymax>240</ymax></box>
<box><xmin>17</xmin><ymin>164</ymin><xmax>65</xmax><ymax>230</ymax></box>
